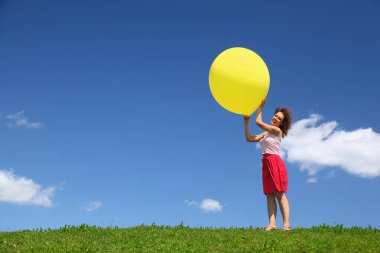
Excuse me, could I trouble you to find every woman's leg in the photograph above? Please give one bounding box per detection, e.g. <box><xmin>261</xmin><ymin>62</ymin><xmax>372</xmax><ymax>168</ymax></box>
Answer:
<box><xmin>266</xmin><ymin>193</ymin><xmax>277</xmax><ymax>229</ymax></box>
<box><xmin>274</xmin><ymin>191</ymin><xmax>290</xmax><ymax>228</ymax></box>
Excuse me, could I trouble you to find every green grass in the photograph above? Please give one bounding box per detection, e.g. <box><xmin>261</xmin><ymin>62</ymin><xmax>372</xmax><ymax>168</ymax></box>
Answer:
<box><xmin>0</xmin><ymin>224</ymin><xmax>378</xmax><ymax>252</ymax></box>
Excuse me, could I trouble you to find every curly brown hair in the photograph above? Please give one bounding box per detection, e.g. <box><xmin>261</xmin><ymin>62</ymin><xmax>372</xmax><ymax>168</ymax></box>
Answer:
<box><xmin>275</xmin><ymin>107</ymin><xmax>292</xmax><ymax>138</ymax></box>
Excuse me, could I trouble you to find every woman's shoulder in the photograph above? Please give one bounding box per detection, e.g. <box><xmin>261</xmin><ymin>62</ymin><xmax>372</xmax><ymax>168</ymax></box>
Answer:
<box><xmin>258</xmin><ymin>131</ymin><xmax>269</xmax><ymax>142</ymax></box>
<box><xmin>268</xmin><ymin>131</ymin><xmax>282</xmax><ymax>139</ymax></box>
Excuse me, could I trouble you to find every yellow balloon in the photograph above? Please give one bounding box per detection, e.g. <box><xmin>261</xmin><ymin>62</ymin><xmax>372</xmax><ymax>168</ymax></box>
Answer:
<box><xmin>209</xmin><ymin>47</ymin><xmax>270</xmax><ymax>115</ymax></box>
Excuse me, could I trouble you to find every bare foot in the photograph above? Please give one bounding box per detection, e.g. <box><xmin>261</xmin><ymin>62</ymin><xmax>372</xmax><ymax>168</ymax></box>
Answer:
<box><xmin>265</xmin><ymin>225</ymin><xmax>276</xmax><ymax>231</ymax></box>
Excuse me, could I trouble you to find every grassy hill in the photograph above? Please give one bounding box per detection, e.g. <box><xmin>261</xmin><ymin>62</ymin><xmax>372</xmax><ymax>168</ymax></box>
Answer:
<box><xmin>0</xmin><ymin>224</ymin><xmax>378</xmax><ymax>252</ymax></box>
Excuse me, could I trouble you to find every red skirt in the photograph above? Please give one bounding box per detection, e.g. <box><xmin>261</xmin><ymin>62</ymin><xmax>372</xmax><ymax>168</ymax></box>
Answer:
<box><xmin>262</xmin><ymin>154</ymin><xmax>288</xmax><ymax>194</ymax></box>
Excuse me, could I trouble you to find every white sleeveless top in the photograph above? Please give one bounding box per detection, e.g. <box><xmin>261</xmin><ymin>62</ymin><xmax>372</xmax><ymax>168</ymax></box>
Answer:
<box><xmin>260</xmin><ymin>133</ymin><xmax>281</xmax><ymax>155</ymax></box>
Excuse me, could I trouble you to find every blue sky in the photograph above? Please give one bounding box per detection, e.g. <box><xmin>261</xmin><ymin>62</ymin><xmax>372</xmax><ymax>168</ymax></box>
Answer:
<box><xmin>0</xmin><ymin>0</ymin><xmax>379</xmax><ymax>231</ymax></box>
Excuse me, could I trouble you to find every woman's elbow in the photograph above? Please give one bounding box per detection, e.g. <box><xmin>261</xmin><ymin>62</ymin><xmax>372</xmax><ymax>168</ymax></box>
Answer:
<box><xmin>245</xmin><ymin>137</ymin><xmax>254</xmax><ymax>142</ymax></box>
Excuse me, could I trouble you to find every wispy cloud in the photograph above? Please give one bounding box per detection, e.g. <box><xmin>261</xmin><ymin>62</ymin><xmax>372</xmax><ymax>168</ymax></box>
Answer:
<box><xmin>184</xmin><ymin>200</ymin><xmax>198</xmax><ymax>207</ymax></box>
<box><xmin>307</xmin><ymin>177</ymin><xmax>318</xmax><ymax>184</ymax></box>
<box><xmin>185</xmin><ymin>198</ymin><xmax>223</xmax><ymax>213</ymax></box>
<box><xmin>0</xmin><ymin>169</ymin><xmax>55</xmax><ymax>207</ymax></box>
<box><xmin>5</xmin><ymin>111</ymin><xmax>44</xmax><ymax>129</ymax></box>
<box><xmin>282</xmin><ymin>114</ymin><xmax>380</xmax><ymax>181</ymax></box>
<box><xmin>84</xmin><ymin>201</ymin><xmax>102</xmax><ymax>212</ymax></box>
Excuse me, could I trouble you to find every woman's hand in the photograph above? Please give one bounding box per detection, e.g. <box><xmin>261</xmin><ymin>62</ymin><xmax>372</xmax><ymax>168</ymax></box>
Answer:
<box><xmin>259</xmin><ymin>97</ymin><xmax>268</xmax><ymax>109</ymax></box>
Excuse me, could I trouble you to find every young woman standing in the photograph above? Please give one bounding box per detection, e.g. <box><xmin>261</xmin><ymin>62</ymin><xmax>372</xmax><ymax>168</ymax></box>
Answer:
<box><xmin>244</xmin><ymin>98</ymin><xmax>293</xmax><ymax>231</ymax></box>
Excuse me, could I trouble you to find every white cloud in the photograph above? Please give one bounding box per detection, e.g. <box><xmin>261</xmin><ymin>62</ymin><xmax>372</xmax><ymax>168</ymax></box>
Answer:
<box><xmin>200</xmin><ymin>199</ymin><xmax>223</xmax><ymax>212</ymax></box>
<box><xmin>84</xmin><ymin>201</ymin><xmax>102</xmax><ymax>212</ymax></box>
<box><xmin>282</xmin><ymin>114</ymin><xmax>380</xmax><ymax>180</ymax></box>
<box><xmin>186</xmin><ymin>198</ymin><xmax>223</xmax><ymax>213</ymax></box>
<box><xmin>184</xmin><ymin>199</ymin><xmax>198</xmax><ymax>207</ymax></box>
<box><xmin>5</xmin><ymin>111</ymin><xmax>44</xmax><ymax>129</ymax></box>
<box><xmin>307</xmin><ymin>177</ymin><xmax>318</xmax><ymax>184</ymax></box>
<box><xmin>0</xmin><ymin>169</ymin><xmax>55</xmax><ymax>207</ymax></box>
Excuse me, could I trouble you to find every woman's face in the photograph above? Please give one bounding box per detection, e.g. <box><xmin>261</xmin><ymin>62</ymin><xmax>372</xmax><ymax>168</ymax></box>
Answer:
<box><xmin>271</xmin><ymin>112</ymin><xmax>284</xmax><ymax>127</ymax></box>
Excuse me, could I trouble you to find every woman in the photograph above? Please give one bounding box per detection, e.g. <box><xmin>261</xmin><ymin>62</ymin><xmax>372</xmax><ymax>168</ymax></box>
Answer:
<box><xmin>244</xmin><ymin>98</ymin><xmax>293</xmax><ymax>231</ymax></box>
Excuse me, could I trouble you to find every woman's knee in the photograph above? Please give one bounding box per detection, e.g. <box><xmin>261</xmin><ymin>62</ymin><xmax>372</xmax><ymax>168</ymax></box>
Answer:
<box><xmin>274</xmin><ymin>191</ymin><xmax>285</xmax><ymax>200</ymax></box>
